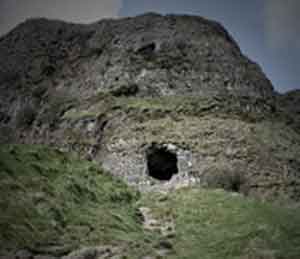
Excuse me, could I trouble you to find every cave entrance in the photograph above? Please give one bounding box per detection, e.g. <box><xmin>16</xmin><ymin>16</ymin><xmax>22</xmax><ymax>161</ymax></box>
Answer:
<box><xmin>146</xmin><ymin>145</ymin><xmax>178</xmax><ymax>181</ymax></box>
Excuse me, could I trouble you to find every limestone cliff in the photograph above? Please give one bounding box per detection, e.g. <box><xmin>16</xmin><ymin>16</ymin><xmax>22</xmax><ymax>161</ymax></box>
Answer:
<box><xmin>0</xmin><ymin>13</ymin><xmax>299</xmax><ymax>202</ymax></box>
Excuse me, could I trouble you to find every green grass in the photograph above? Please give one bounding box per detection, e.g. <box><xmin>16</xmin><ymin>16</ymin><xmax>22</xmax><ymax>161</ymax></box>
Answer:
<box><xmin>62</xmin><ymin>93</ymin><xmax>270</xmax><ymax>123</ymax></box>
<box><xmin>141</xmin><ymin>189</ymin><xmax>300</xmax><ymax>259</ymax></box>
<box><xmin>0</xmin><ymin>145</ymin><xmax>159</xmax><ymax>257</ymax></box>
<box><xmin>1</xmin><ymin>145</ymin><xmax>300</xmax><ymax>258</ymax></box>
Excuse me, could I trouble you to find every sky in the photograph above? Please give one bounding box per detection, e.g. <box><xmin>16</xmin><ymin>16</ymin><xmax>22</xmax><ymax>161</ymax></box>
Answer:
<box><xmin>0</xmin><ymin>0</ymin><xmax>299</xmax><ymax>92</ymax></box>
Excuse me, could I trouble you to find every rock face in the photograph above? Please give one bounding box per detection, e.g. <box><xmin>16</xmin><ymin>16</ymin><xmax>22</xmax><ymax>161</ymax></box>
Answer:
<box><xmin>277</xmin><ymin>89</ymin><xmax>300</xmax><ymax>130</ymax></box>
<box><xmin>0</xmin><ymin>13</ymin><xmax>299</xmax><ymax>201</ymax></box>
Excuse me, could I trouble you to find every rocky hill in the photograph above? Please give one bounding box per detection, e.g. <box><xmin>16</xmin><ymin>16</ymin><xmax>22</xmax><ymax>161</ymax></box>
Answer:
<box><xmin>0</xmin><ymin>13</ymin><xmax>300</xmax><ymax>258</ymax></box>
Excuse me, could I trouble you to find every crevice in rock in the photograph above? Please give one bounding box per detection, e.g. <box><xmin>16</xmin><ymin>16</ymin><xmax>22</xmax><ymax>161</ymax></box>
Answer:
<box><xmin>136</xmin><ymin>42</ymin><xmax>157</xmax><ymax>56</ymax></box>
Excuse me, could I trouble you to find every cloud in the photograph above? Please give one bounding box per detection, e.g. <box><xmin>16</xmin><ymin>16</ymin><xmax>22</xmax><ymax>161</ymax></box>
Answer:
<box><xmin>0</xmin><ymin>0</ymin><xmax>123</xmax><ymax>36</ymax></box>
<box><xmin>264</xmin><ymin>0</ymin><xmax>300</xmax><ymax>50</ymax></box>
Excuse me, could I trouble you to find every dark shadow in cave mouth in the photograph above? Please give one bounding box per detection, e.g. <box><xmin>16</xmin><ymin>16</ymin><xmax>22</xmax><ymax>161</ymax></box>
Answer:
<box><xmin>146</xmin><ymin>145</ymin><xmax>178</xmax><ymax>181</ymax></box>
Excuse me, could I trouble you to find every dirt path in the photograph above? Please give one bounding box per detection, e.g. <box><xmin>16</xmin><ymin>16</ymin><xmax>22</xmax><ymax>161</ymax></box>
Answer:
<box><xmin>139</xmin><ymin>206</ymin><xmax>176</xmax><ymax>258</ymax></box>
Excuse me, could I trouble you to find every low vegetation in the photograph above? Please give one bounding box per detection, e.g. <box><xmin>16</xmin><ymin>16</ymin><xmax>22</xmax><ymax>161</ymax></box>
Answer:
<box><xmin>0</xmin><ymin>145</ymin><xmax>159</xmax><ymax>257</ymax></box>
<box><xmin>141</xmin><ymin>189</ymin><xmax>300</xmax><ymax>259</ymax></box>
<box><xmin>1</xmin><ymin>145</ymin><xmax>300</xmax><ymax>258</ymax></box>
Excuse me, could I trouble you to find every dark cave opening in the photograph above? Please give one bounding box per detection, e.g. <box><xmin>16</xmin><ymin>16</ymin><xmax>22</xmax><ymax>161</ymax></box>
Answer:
<box><xmin>230</xmin><ymin>180</ymin><xmax>241</xmax><ymax>193</ymax></box>
<box><xmin>146</xmin><ymin>145</ymin><xmax>178</xmax><ymax>181</ymax></box>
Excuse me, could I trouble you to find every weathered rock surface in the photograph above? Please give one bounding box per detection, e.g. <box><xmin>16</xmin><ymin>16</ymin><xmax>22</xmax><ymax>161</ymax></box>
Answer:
<box><xmin>0</xmin><ymin>13</ymin><xmax>299</xmax><ymax>201</ymax></box>
<box><xmin>277</xmin><ymin>89</ymin><xmax>300</xmax><ymax>131</ymax></box>
<box><xmin>62</xmin><ymin>246</ymin><xmax>120</xmax><ymax>259</ymax></box>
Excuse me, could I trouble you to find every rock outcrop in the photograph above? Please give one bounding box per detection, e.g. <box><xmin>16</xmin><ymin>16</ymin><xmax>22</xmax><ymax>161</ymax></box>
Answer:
<box><xmin>277</xmin><ymin>89</ymin><xmax>300</xmax><ymax>130</ymax></box>
<box><xmin>0</xmin><ymin>13</ymin><xmax>299</xmax><ymax>202</ymax></box>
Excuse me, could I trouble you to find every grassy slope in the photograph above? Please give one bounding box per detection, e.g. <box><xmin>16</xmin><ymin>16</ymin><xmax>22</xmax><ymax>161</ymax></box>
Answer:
<box><xmin>0</xmin><ymin>145</ymin><xmax>159</xmax><ymax>257</ymax></box>
<box><xmin>142</xmin><ymin>189</ymin><xmax>300</xmax><ymax>259</ymax></box>
<box><xmin>1</xmin><ymin>145</ymin><xmax>300</xmax><ymax>258</ymax></box>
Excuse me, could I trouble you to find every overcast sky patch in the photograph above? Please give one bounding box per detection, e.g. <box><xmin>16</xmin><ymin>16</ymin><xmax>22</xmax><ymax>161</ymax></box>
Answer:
<box><xmin>264</xmin><ymin>0</ymin><xmax>300</xmax><ymax>50</ymax></box>
<box><xmin>0</xmin><ymin>0</ymin><xmax>122</xmax><ymax>36</ymax></box>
